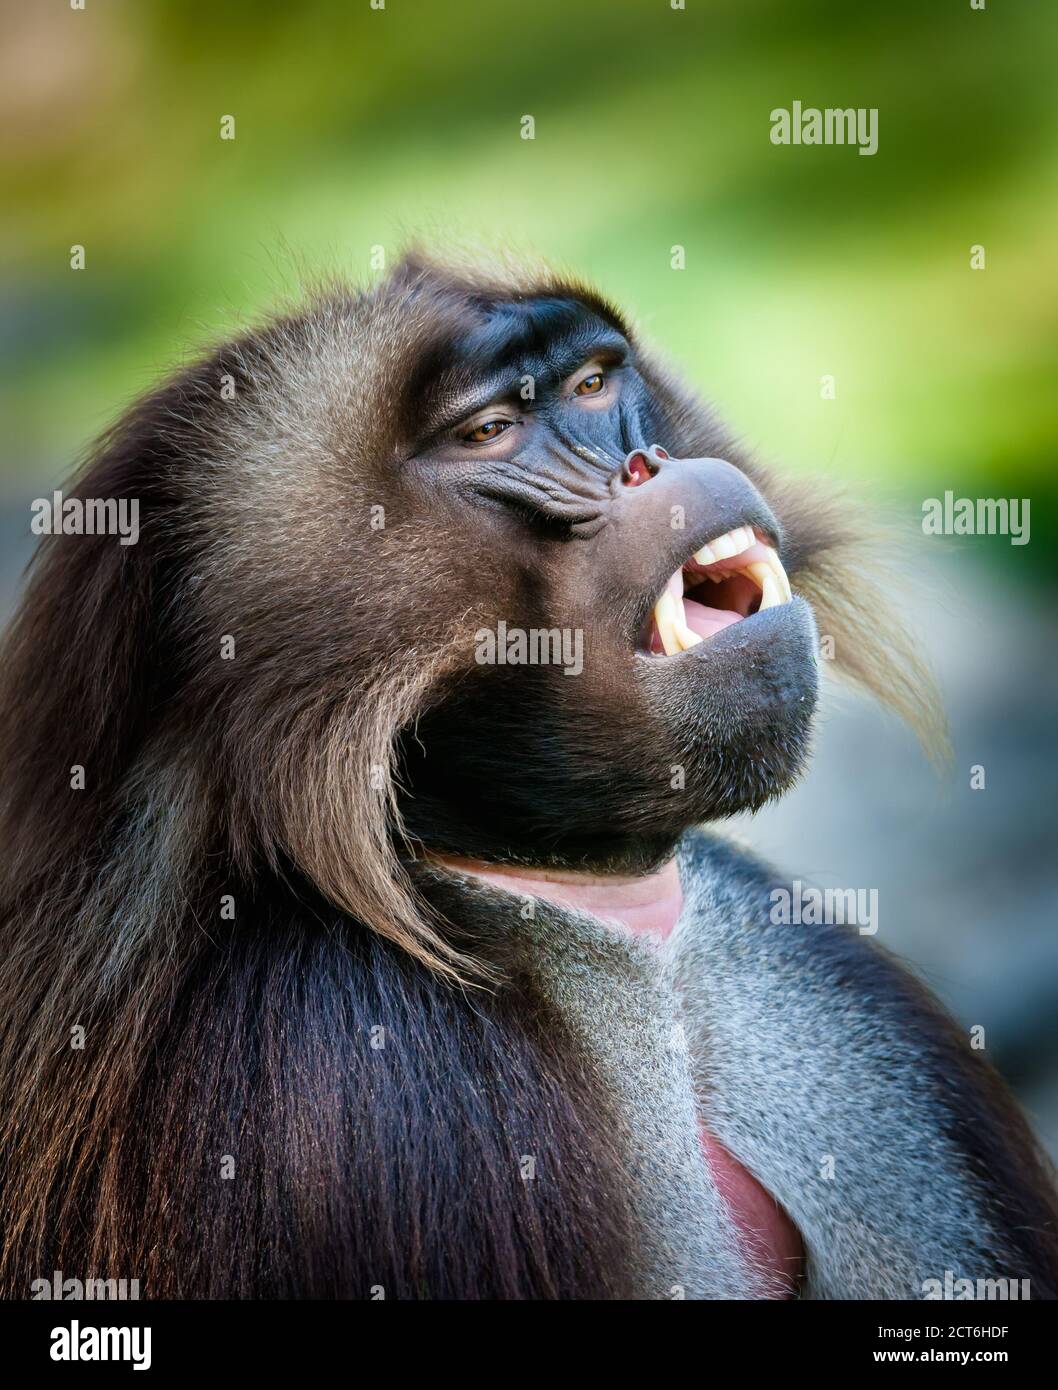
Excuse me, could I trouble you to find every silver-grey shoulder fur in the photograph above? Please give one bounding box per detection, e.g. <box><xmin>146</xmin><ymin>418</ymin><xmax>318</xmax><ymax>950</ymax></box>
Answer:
<box><xmin>422</xmin><ymin>828</ymin><xmax>1056</xmax><ymax>1300</ymax></box>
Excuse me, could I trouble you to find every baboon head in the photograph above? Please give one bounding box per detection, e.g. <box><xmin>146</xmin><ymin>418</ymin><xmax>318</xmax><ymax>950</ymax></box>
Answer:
<box><xmin>0</xmin><ymin>252</ymin><xmax>941</xmax><ymax>976</ymax></box>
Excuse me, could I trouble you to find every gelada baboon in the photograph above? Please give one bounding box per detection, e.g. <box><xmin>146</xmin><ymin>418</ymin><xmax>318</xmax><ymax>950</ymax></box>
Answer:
<box><xmin>0</xmin><ymin>253</ymin><xmax>1056</xmax><ymax>1300</ymax></box>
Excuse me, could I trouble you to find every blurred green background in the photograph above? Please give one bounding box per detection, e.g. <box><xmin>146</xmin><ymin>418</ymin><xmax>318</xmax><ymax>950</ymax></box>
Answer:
<box><xmin>3</xmin><ymin>1</ymin><xmax>1058</xmax><ymax>1145</ymax></box>
<box><xmin>2</xmin><ymin>0</ymin><xmax>1056</xmax><ymax>567</ymax></box>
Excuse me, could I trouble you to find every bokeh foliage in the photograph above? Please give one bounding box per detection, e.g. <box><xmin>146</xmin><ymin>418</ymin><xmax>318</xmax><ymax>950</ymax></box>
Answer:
<box><xmin>2</xmin><ymin>0</ymin><xmax>1055</xmax><ymax>564</ymax></box>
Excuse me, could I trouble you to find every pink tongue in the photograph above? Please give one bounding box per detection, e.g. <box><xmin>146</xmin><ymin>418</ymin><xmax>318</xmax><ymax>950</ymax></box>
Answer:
<box><xmin>683</xmin><ymin>595</ymin><xmax>744</xmax><ymax>640</ymax></box>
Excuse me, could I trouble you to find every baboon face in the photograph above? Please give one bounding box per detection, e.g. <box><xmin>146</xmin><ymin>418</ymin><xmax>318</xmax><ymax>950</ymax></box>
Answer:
<box><xmin>374</xmin><ymin>283</ymin><xmax>820</xmax><ymax>869</ymax></box>
<box><xmin>146</xmin><ymin>263</ymin><xmax>819</xmax><ymax>879</ymax></box>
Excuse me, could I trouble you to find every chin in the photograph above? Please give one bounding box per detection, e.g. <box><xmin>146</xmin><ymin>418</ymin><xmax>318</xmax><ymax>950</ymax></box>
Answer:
<box><xmin>638</xmin><ymin>595</ymin><xmax>821</xmax><ymax>821</ymax></box>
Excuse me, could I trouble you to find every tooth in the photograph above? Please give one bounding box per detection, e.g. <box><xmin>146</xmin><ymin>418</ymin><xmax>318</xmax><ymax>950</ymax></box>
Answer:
<box><xmin>710</xmin><ymin>532</ymin><xmax>738</xmax><ymax>560</ymax></box>
<box><xmin>755</xmin><ymin>546</ymin><xmax>792</xmax><ymax>601</ymax></box>
<box><xmin>653</xmin><ymin>589</ymin><xmax>704</xmax><ymax>653</ymax></box>
<box><xmin>744</xmin><ymin>559</ymin><xmax>789</xmax><ymax>610</ymax></box>
<box><xmin>653</xmin><ymin>591</ymin><xmax>684</xmax><ymax>655</ymax></box>
<box><xmin>674</xmin><ymin>614</ymin><xmax>703</xmax><ymax>649</ymax></box>
<box><xmin>746</xmin><ymin>568</ymin><xmax>780</xmax><ymax>609</ymax></box>
<box><xmin>759</xmin><ymin>574</ymin><xmax>783</xmax><ymax>610</ymax></box>
<box><xmin>665</xmin><ymin>568</ymin><xmax>684</xmax><ymax>599</ymax></box>
<box><xmin>767</xmin><ymin>551</ymin><xmax>792</xmax><ymax>601</ymax></box>
<box><xmin>694</xmin><ymin>543</ymin><xmax>717</xmax><ymax>565</ymax></box>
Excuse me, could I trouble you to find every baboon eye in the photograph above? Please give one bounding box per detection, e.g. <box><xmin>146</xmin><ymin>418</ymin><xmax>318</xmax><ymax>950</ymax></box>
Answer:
<box><xmin>574</xmin><ymin>372</ymin><xmax>605</xmax><ymax>396</ymax></box>
<box><xmin>463</xmin><ymin>419</ymin><xmax>513</xmax><ymax>444</ymax></box>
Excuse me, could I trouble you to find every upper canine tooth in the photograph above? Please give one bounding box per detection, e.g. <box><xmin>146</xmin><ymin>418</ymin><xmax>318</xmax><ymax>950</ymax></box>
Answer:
<box><xmin>767</xmin><ymin>550</ymin><xmax>792</xmax><ymax>601</ymax></box>
<box><xmin>665</xmin><ymin>568</ymin><xmax>684</xmax><ymax>599</ymax></box>
<box><xmin>755</xmin><ymin>546</ymin><xmax>792</xmax><ymax>601</ymax></box>
<box><xmin>759</xmin><ymin>574</ymin><xmax>784</xmax><ymax>610</ymax></box>
<box><xmin>674</xmin><ymin>614</ymin><xmax>703</xmax><ymax>649</ymax></box>
<box><xmin>744</xmin><ymin>558</ymin><xmax>789</xmax><ymax>610</ymax></box>
<box><xmin>653</xmin><ymin>591</ymin><xmax>684</xmax><ymax>655</ymax></box>
<box><xmin>653</xmin><ymin>589</ymin><xmax>703</xmax><ymax>653</ymax></box>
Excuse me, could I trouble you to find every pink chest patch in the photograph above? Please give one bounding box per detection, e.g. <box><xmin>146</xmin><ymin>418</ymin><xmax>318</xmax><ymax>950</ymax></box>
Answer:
<box><xmin>699</xmin><ymin>1129</ymin><xmax>804</xmax><ymax>1297</ymax></box>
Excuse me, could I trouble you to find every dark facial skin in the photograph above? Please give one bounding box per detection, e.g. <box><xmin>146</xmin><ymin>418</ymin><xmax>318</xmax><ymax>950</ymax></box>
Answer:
<box><xmin>394</xmin><ymin>294</ymin><xmax>820</xmax><ymax>872</ymax></box>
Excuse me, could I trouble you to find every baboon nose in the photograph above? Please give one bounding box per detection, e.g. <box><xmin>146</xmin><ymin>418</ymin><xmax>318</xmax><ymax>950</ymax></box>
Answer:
<box><xmin>621</xmin><ymin>445</ymin><xmax>667</xmax><ymax>487</ymax></box>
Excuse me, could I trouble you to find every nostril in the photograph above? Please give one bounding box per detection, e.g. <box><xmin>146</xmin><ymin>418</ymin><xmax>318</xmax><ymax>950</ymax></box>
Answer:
<box><xmin>622</xmin><ymin>450</ymin><xmax>657</xmax><ymax>487</ymax></box>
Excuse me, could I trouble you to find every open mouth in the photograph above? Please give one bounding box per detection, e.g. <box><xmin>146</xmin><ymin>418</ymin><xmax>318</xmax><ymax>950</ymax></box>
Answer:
<box><xmin>644</xmin><ymin>526</ymin><xmax>792</xmax><ymax>656</ymax></box>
